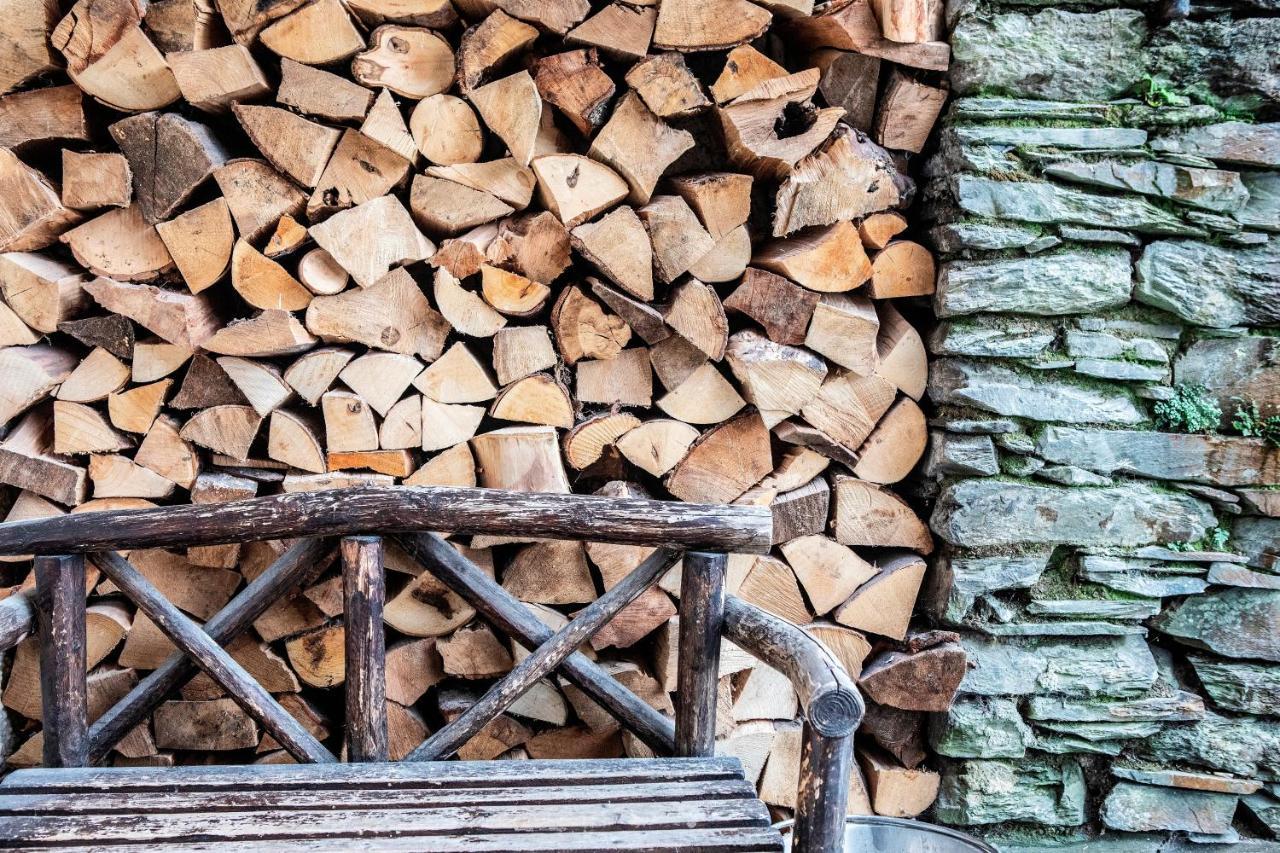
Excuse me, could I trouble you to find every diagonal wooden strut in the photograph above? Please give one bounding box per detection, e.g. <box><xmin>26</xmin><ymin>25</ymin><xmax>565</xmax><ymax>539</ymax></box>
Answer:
<box><xmin>407</xmin><ymin>546</ymin><xmax>682</xmax><ymax>761</ymax></box>
<box><xmin>87</xmin><ymin>539</ymin><xmax>332</xmax><ymax>765</ymax></box>
<box><xmin>92</xmin><ymin>551</ymin><xmax>337</xmax><ymax>764</ymax></box>
<box><xmin>395</xmin><ymin>533</ymin><xmax>677</xmax><ymax>755</ymax></box>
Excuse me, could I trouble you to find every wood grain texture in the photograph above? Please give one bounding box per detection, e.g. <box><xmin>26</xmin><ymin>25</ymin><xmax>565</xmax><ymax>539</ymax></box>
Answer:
<box><xmin>0</xmin><ymin>487</ymin><xmax>773</xmax><ymax>555</ymax></box>
<box><xmin>0</xmin><ymin>588</ymin><xmax>34</xmax><ymax>651</ymax></box>
<box><xmin>34</xmin><ymin>555</ymin><xmax>87</xmax><ymax>768</ymax></box>
<box><xmin>341</xmin><ymin>536</ymin><xmax>386</xmax><ymax>762</ymax></box>
<box><xmin>676</xmin><ymin>551</ymin><xmax>726</xmax><ymax>758</ymax></box>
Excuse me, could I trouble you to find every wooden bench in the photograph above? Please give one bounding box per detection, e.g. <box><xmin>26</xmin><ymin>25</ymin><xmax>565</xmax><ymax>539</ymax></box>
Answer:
<box><xmin>0</xmin><ymin>486</ymin><xmax>863</xmax><ymax>852</ymax></box>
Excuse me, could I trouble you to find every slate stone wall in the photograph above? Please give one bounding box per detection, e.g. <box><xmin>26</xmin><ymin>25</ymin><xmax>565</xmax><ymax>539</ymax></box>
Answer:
<box><xmin>922</xmin><ymin>1</ymin><xmax>1280</xmax><ymax>846</ymax></box>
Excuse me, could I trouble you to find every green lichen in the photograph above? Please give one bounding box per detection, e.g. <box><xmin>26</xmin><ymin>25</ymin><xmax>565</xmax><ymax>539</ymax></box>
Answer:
<box><xmin>1152</xmin><ymin>385</ymin><xmax>1222</xmax><ymax>434</ymax></box>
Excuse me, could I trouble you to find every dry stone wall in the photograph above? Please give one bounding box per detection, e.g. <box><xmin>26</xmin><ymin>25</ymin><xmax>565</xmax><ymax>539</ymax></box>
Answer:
<box><xmin>922</xmin><ymin>0</ymin><xmax>1280</xmax><ymax>846</ymax></box>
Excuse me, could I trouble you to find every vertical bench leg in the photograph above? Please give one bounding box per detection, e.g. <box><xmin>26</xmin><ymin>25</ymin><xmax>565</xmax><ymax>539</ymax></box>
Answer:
<box><xmin>343</xmin><ymin>536</ymin><xmax>386</xmax><ymax>762</ymax></box>
<box><xmin>675</xmin><ymin>550</ymin><xmax>725</xmax><ymax>758</ymax></box>
<box><xmin>793</xmin><ymin>724</ymin><xmax>853</xmax><ymax>853</ymax></box>
<box><xmin>34</xmin><ymin>555</ymin><xmax>87</xmax><ymax>768</ymax></box>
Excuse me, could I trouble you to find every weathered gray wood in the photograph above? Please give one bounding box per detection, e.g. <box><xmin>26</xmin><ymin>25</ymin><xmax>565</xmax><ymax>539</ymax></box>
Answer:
<box><xmin>91</xmin><ymin>551</ymin><xmax>336</xmax><ymax>765</ymax></box>
<box><xmin>395</xmin><ymin>532</ymin><xmax>677</xmax><ymax>754</ymax></box>
<box><xmin>34</xmin><ymin>556</ymin><xmax>87</xmax><ymax>768</ymax></box>
<box><xmin>409</xmin><ymin>547</ymin><xmax>682</xmax><ymax>761</ymax></box>
<box><xmin>0</xmin><ymin>487</ymin><xmax>773</xmax><ymax>555</ymax></box>
<box><xmin>0</xmin><ymin>588</ymin><xmax>34</xmax><ymax>651</ymax></box>
<box><xmin>342</xmin><ymin>536</ymin><xmax>386</xmax><ymax>762</ymax></box>
<box><xmin>676</xmin><ymin>551</ymin><xmax>725</xmax><ymax>758</ymax></box>
<box><xmin>88</xmin><ymin>539</ymin><xmax>332</xmax><ymax>764</ymax></box>
<box><xmin>723</xmin><ymin>597</ymin><xmax>862</xmax><ymax>738</ymax></box>
<box><xmin>793</xmin><ymin>726</ymin><xmax>853</xmax><ymax>853</ymax></box>
<box><xmin>0</xmin><ymin>779</ymin><xmax>758</xmax><ymax>814</ymax></box>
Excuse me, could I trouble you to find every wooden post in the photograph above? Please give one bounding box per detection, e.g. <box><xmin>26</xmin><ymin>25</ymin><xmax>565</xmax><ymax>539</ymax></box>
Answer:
<box><xmin>342</xmin><ymin>535</ymin><xmax>387</xmax><ymax>762</ymax></box>
<box><xmin>675</xmin><ymin>550</ymin><xmax>724</xmax><ymax>757</ymax></box>
<box><xmin>34</xmin><ymin>555</ymin><xmax>87</xmax><ymax>768</ymax></box>
<box><xmin>793</xmin><ymin>725</ymin><xmax>853</xmax><ymax>853</ymax></box>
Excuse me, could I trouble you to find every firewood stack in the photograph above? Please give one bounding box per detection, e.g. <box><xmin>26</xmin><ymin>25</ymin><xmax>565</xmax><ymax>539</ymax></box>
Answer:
<box><xmin>0</xmin><ymin>0</ymin><xmax>957</xmax><ymax>821</ymax></box>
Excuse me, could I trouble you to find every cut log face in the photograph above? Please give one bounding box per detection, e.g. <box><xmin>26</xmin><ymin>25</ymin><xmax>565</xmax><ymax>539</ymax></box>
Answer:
<box><xmin>353</xmin><ymin>25</ymin><xmax>456</xmax><ymax>99</ymax></box>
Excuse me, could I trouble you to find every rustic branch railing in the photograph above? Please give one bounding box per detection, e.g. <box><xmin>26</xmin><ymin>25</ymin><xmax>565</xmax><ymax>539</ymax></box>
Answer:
<box><xmin>0</xmin><ymin>486</ymin><xmax>861</xmax><ymax>853</ymax></box>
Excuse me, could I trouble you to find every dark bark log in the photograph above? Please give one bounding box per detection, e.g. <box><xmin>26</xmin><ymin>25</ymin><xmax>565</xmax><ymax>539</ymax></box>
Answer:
<box><xmin>793</xmin><ymin>725</ymin><xmax>853</xmax><ymax>853</ymax></box>
<box><xmin>0</xmin><ymin>487</ymin><xmax>772</xmax><ymax>556</ymax></box>
<box><xmin>395</xmin><ymin>532</ymin><xmax>677</xmax><ymax>755</ymax></box>
<box><xmin>675</xmin><ymin>551</ymin><xmax>725</xmax><ymax>758</ymax></box>
<box><xmin>35</xmin><ymin>555</ymin><xmax>87</xmax><ymax>768</ymax></box>
<box><xmin>342</xmin><ymin>536</ymin><xmax>386</xmax><ymax>762</ymax></box>
<box><xmin>408</xmin><ymin>547</ymin><xmax>681</xmax><ymax>761</ymax></box>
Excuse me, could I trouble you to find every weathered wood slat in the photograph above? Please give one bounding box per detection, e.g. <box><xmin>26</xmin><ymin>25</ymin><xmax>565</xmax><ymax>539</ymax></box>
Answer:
<box><xmin>0</xmin><ymin>827</ymin><xmax>785</xmax><ymax>852</ymax></box>
<box><xmin>0</xmin><ymin>799</ymin><xmax>771</xmax><ymax>845</ymax></box>
<box><xmin>87</xmin><ymin>539</ymin><xmax>331</xmax><ymax>764</ymax></box>
<box><xmin>396</xmin><ymin>532</ymin><xmax>678</xmax><ymax>754</ymax></box>
<box><xmin>0</xmin><ymin>589</ymin><xmax>35</xmax><ymax>651</ymax></box>
<box><xmin>34</xmin><ymin>556</ymin><xmax>87</xmax><ymax>768</ymax></box>
<box><xmin>1</xmin><ymin>757</ymin><xmax>744</xmax><ymax>793</ymax></box>
<box><xmin>91</xmin><ymin>551</ymin><xmax>337</xmax><ymax>765</ymax></box>
<box><xmin>0</xmin><ymin>780</ymin><xmax>759</xmax><ymax>815</ymax></box>
<box><xmin>676</xmin><ymin>551</ymin><xmax>726</xmax><ymax>758</ymax></box>
<box><xmin>0</xmin><ymin>487</ymin><xmax>773</xmax><ymax>555</ymax></box>
<box><xmin>341</xmin><ymin>535</ymin><xmax>386</xmax><ymax>762</ymax></box>
<box><xmin>408</xmin><ymin>547</ymin><xmax>682</xmax><ymax>761</ymax></box>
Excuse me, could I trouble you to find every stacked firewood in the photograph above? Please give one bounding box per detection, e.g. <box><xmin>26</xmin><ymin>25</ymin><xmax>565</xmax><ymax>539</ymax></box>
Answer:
<box><xmin>0</xmin><ymin>0</ymin><xmax>958</xmax><ymax>820</ymax></box>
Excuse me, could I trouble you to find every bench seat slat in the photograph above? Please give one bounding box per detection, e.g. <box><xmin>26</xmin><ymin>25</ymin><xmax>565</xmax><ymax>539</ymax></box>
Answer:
<box><xmin>0</xmin><ymin>779</ymin><xmax>757</xmax><ymax>815</ymax></box>
<box><xmin>0</xmin><ymin>757</ymin><xmax>740</xmax><ymax>794</ymax></box>
<box><xmin>1</xmin><ymin>827</ymin><xmax>785</xmax><ymax>852</ymax></box>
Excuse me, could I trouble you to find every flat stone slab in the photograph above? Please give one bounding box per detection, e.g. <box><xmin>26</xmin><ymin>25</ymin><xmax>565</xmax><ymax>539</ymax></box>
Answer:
<box><xmin>1101</xmin><ymin>781</ymin><xmax>1238</xmax><ymax>834</ymax></box>
<box><xmin>1153</xmin><ymin>588</ymin><xmax>1280</xmax><ymax>662</ymax></box>
<box><xmin>1139</xmin><ymin>713</ymin><xmax>1280</xmax><ymax>780</ymax></box>
<box><xmin>1112</xmin><ymin>766</ymin><xmax>1262</xmax><ymax>795</ymax></box>
<box><xmin>1151</xmin><ymin>121</ymin><xmax>1280</xmax><ymax>168</ymax></box>
<box><xmin>936</xmin><ymin>248</ymin><xmax>1131</xmax><ymax>318</ymax></box>
<box><xmin>1189</xmin><ymin>654</ymin><xmax>1280</xmax><ymax>715</ymax></box>
<box><xmin>929</xmin><ymin>359</ymin><xmax>1144</xmax><ymax>425</ymax></box>
<box><xmin>929</xmin><ymin>697</ymin><xmax>1034</xmax><ymax>759</ymax></box>
<box><xmin>1044</xmin><ymin>160</ymin><xmax>1249</xmax><ymax>213</ymax></box>
<box><xmin>959</xmin><ymin>634</ymin><xmax>1157</xmax><ymax>698</ymax></box>
<box><xmin>1026</xmin><ymin>692</ymin><xmax>1205</xmax><ymax>723</ymax></box>
<box><xmin>931</xmin><ymin>318</ymin><xmax>1057</xmax><ymax>358</ymax></box>
<box><xmin>1035</xmin><ymin>427</ymin><xmax>1280</xmax><ymax>487</ymax></box>
<box><xmin>1136</xmin><ymin>239</ymin><xmax>1280</xmax><ymax>328</ymax></box>
<box><xmin>1175</xmin><ymin>334</ymin><xmax>1280</xmax><ymax>417</ymax></box>
<box><xmin>936</xmin><ymin>757</ymin><xmax>1087</xmax><ymax>827</ymax></box>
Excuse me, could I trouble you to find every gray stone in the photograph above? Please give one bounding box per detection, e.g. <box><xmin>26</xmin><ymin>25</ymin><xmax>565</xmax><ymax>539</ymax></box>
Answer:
<box><xmin>1066</xmin><ymin>331</ymin><xmax>1154</xmax><ymax>361</ymax></box>
<box><xmin>1225</xmin><ymin>230</ymin><xmax>1270</xmax><ymax>246</ymax></box>
<box><xmin>1035</xmin><ymin>426</ymin><xmax>1280</xmax><ymax>487</ymax></box>
<box><xmin>1000</xmin><ymin>455</ymin><xmax>1044</xmax><ymax>478</ymax></box>
<box><xmin>1101</xmin><ymin>782</ymin><xmax>1237</xmax><ymax>835</ymax></box>
<box><xmin>1024</xmin><ymin>235</ymin><xmax>1062</xmax><ymax>254</ymax></box>
<box><xmin>1207</xmin><ymin>563</ymin><xmax>1280</xmax><ymax>589</ymax></box>
<box><xmin>1132</xmin><ymin>545</ymin><xmax>1247</xmax><ymax>564</ymax></box>
<box><xmin>976</xmin><ymin>621</ymin><xmax>1146</xmax><ymax>637</ymax></box>
<box><xmin>1189</xmin><ymin>654</ymin><xmax>1280</xmax><ymax>716</ymax></box>
<box><xmin>1126</xmin><ymin>103</ymin><xmax>1225</xmax><ymax>128</ymax></box>
<box><xmin>1044</xmin><ymin>160</ymin><xmax>1249</xmax><ymax>213</ymax></box>
<box><xmin>1036</xmin><ymin>465</ymin><xmax>1115</xmax><ymax>487</ymax></box>
<box><xmin>932</xmin><ymin>417</ymin><xmax>1020</xmax><ymax>435</ymax></box>
<box><xmin>1136</xmin><ymin>239</ymin><xmax>1280</xmax><ymax>328</ymax></box>
<box><xmin>1175</xmin><ymin>334</ymin><xmax>1280</xmax><ymax>417</ymax></box>
<box><xmin>956</xmin><ymin>126</ymin><xmax>1148</xmax><ymax>150</ymax></box>
<box><xmin>929</xmin><ymin>697</ymin><xmax>1033</xmax><ymax>758</ymax></box>
<box><xmin>1088</xmin><ymin>317</ymin><xmax>1184</xmax><ymax>340</ymax></box>
<box><xmin>1139</xmin><ymin>713</ymin><xmax>1280</xmax><ymax>779</ymax></box>
<box><xmin>932</xmin><ymin>480</ymin><xmax>1216</xmax><ymax>549</ymax></box>
<box><xmin>929</xmin><ymin>221</ymin><xmax>1042</xmax><ymax>253</ymax></box>
<box><xmin>1112</xmin><ymin>765</ymin><xmax>1262</xmax><ymax>795</ymax></box>
<box><xmin>950</xmin><ymin>9</ymin><xmax>1147</xmax><ymax>101</ymax></box>
<box><xmin>954</xmin><ymin>175</ymin><xmax>1203</xmax><ymax>236</ymax></box>
<box><xmin>958</xmin><ymin>634</ymin><xmax>1157</xmax><ymax>698</ymax></box>
<box><xmin>1057</xmin><ymin>226</ymin><xmax>1141</xmax><ymax>246</ymax></box>
<box><xmin>935</xmin><ymin>247</ymin><xmax>1131</xmax><ymax>317</ymax></box>
<box><xmin>1026</xmin><ymin>598</ymin><xmax>1161</xmax><ymax>620</ymax></box>
<box><xmin>1026</xmin><ymin>692</ymin><xmax>1205</xmax><ymax>723</ymax></box>
<box><xmin>1033</xmin><ymin>733</ymin><xmax>1125</xmax><ymax>756</ymax></box>
<box><xmin>1242</xmin><ymin>792</ymin><xmax>1280</xmax><ymax>836</ymax></box>
<box><xmin>1151</xmin><ymin>122</ymin><xmax>1280</xmax><ymax>169</ymax></box>
<box><xmin>936</xmin><ymin>757</ymin><xmax>1087</xmax><ymax>826</ymax></box>
<box><xmin>1239</xmin><ymin>170</ymin><xmax>1280</xmax><ymax>232</ymax></box>
<box><xmin>929</xmin><ymin>360</ymin><xmax>1144</xmax><ymax>425</ymax></box>
<box><xmin>1078</xmin><ymin>556</ymin><xmax>1209</xmax><ymax>597</ymax></box>
<box><xmin>935</xmin><ymin>552</ymin><xmax>1050</xmax><ymax>623</ymax></box>
<box><xmin>928</xmin><ymin>431</ymin><xmax>1000</xmax><ymax>477</ymax></box>
<box><xmin>1153</xmin><ymin>588</ymin><xmax>1280</xmax><ymax>661</ymax></box>
<box><xmin>1073</xmin><ymin>359</ymin><xmax>1167</xmax><ymax>382</ymax></box>
<box><xmin>950</xmin><ymin>98</ymin><xmax>1118</xmax><ymax>124</ymax></box>
<box><xmin>1233</xmin><ymin>517</ymin><xmax>1280</xmax><ymax>571</ymax></box>
<box><xmin>1033</xmin><ymin>720</ymin><xmax>1164</xmax><ymax>740</ymax></box>
<box><xmin>930</xmin><ymin>318</ymin><xmax>1057</xmax><ymax>357</ymax></box>
<box><xmin>995</xmin><ymin>431</ymin><xmax>1036</xmax><ymax>454</ymax></box>
<box><xmin>1151</xmin><ymin>18</ymin><xmax>1280</xmax><ymax>112</ymax></box>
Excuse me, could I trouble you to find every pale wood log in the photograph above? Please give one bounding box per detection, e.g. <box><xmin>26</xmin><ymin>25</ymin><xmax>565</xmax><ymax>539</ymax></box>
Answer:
<box><xmin>109</xmin><ymin>112</ymin><xmax>228</xmax><ymax>224</ymax></box>
<box><xmin>439</xmin><ymin>623</ymin><xmax>514</xmax><ymax>679</ymax></box>
<box><xmin>415</xmin><ymin>341</ymin><xmax>498</xmax><ymax>403</ymax></box>
<box><xmin>570</xmin><ymin>207</ymin><xmax>654</xmax><ymax>300</ymax></box>
<box><xmin>860</xmin><ymin>211</ymin><xmax>909</xmax><ymax>250</ymax></box>
<box><xmin>405</xmin><ymin>442</ymin><xmax>476</xmax><ymax>486</ymax></box>
<box><xmin>0</xmin><ymin>252</ymin><xmax>88</xmax><ymax>334</ymax></box>
<box><xmin>189</xmin><ymin>470</ymin><xmax>258</xmax><ymax>504</ymax></box>
<box><xmin>756</xmin><ymin>221</ymin><xmax>870</xmax><ymax>293</ymax></box>
<box><xmin>858</xmin><ymin>745</ymin><xmax>939</xmax><ymax>817</ymax></box>
<box><xmin>804</xmin><ymin>621</ymin><xmax>872</xmax><ymax>679</ymax></box>
<box><xmin>277</xmin><ymin>57</ymin><xmax>374</xmax><ymax>122</ymax></box>
<box><xmin>774</xmin><ymin>125</ymin><xmax>906</xmax><ymax>236</ymax></box>
<box><xmin>667</xmin><ymin>410</ymin><xmax>771</xmax><ymax>503</ymax></box>
<box><xmin>217</xmin><ymin>357</ymin><xmax>292</xmax><ymax>418</ymax></box>
<box><xmin>283</xmin><ymin>471</ymin><xmax>395</xmax><ymax>492</ymax></box>
<box><xmin>380</xmin><ymin>396</ymin><xmax>423</xmax><ymax>450</ymax></box>
<box><xmin>491</xmin><ymin>374</ymin><xmax>574</xmax><ymax>428</ymax></box>
<box><xmin>154</xmin><ymin>198</ymin><xmax>234</xmax><ymax>294</ymax></box>
<box><xmin>801</xmin><ymin>370</ymin><xmax>895</xmax><ymax>451</ymax></box>
<box><xmin>0</xmin><ymin>345</ymin><xmax>74</xmax><ymax>425</ymax></box>
<box><xmin>858</xmin><ymin>638</ymin><xmax>966</xmax><ymax>713</ymax></box>
<box><xmin>61</xmin><ymin>208</ymin><xmax>173</xmax><ymax>282</ymax></box>
<box><xmin>0</xmin><ymin>300</ymin><xmax>38</xmax><ymax>346</ymax></box>
<box><xmin>470</xmin><ymin>426</ymin><xmax>570</xmax><ymax>492</ymax></box>
<box><xmin>107</xmin><ymin>379</ymin><xmax>170</xmax><ymax>434</ymax></box>
<box><xmin>267</xmin><ymin>212</ymin><xmax>309</xmax><ymax>260</ymax></box>
<box><xmin>60</xmin><ymin>151</ymin><xmax>130</xmax><ymax>211</ymax></box>
<box><xmin>457</xmin><ymin>10</ymin><xmax>539</xmax><ymax>91</ymax></box>
<box><xmin>57</xmin><ymin>348</ymin><xmax>130</xmax><ymax>403</ymax></box>
<box><xmin>577</xmin><ymin>347</ymin><xmax>653</xmax><ymax>407</ymax></box>
<box><xmin>873</xmin><ymin>71</ymin><xmax>946</xmax><ymax>154</ymax></box>
<box><xmin>563</xmin><ymin>412</ymin><xmax>641</xmax><ymax>470</ymax></box>
<box><xmin>788</xmin><ymin>0</ymin><xmax>949</xmax><ymax>70</ymax></box>
<box><xmin>638</xmin><ymin>195</ymin><xmax>716</xmax><ymax>284</ymax></box>
<box><xmin>310</xmin><ymin>129</ymin><xmax>412</xmax><ymax>220</ymax></box>
<box><xmin>286</xmin><ymin>624</ymin><xmax>346</xmax><ymax>687</ymax></box>
<box><xmin>626</xmin><ymin>52</ymin><xmax>707</xmax><ymax>119</ymax></box>
<box><xmin>178</xmin><ymin>405</ymin><xmax>261</xmax><ymax>459</ymax></box>
<box><xmin>590</xmin><ymin>93</ymin><xmax>694</xmax><ymax>205</ymax></box>
<box><xmin>430</xmin><ymin>160</ymin><xmax>536</xmax><ymax>209</ymax></box>
<box><xmin>852</xmin><ymin>396</ymin><xmax>926</xmax><ymax>484</ymax></box>
<box><xmin>481</xmin><ymin>265</ymin><xmax>551</xmax><ymax>316</ymax></box>
<box><xmin>589</xmin><ymin>279</ymin><xmax>667</xmax><ymax>344</ymax></box>
<box><xmin>710</xmin><ymin>45</ymin><xmax>786</xmax><ymax>104</ymax></box>
<box><xmin>806</xmin><ymin>293</ymin><xmax>879</xmax><ymax>375</ymax></box>
<box><xmin>834</xmin><ymin>476</ymin><xmax>932</xmax><ymax>553</ymax></box>
<box><xmin>532</xmin><ymin>154</ymin><xmax>628</xmax><ymax>227</ymax></box>
<box><xmin>134</xmin><ymin>414</ymin><xmax>198</xmax><ymax>488</ymax></box>
<box><xmin>386</xmin><ymin>567</ymin><xmax>476</xmax><ymax>637</ymax></box>
<box><xmin>533</xmin><ymin>49</ymin><xmax>614</xmax><ymax>135</ymax></box>
<box><xmin>345</xmin><ymin>0</ymin><xmax>458</xmax><ymax>28</ymax></box>
<box><xmin>361</xmin><ymin>89</ymin><xmax>418</xmax><ymax>164</ymax></box>
<box><xmin>780</xmin><ymin>535</ymin><xmax>875</xmax><ymax>616</ymax></box>
<box><xmin>868</xmin><ymin>240</ymin><xmax>935</xmax><ymax>298</ymax></box>
<box><xmin>737</xmin><ymin>554</ymin><xmax>810</xmax><ymax>625</ymax></box>
<box><xmin>321</xmin><ymin>390</ymin><xmax>379</xmax><ymax>453</ymax></box>
<box><xmin>669</xmin><ymin>173</ymin><xmax>753</xmax><ymax>241</ymax></box>
<box><xmin>337</xmin><ymin>352</ymin><xmax>423</xmax><ymax>417</ymax></box>
<box><xmin>868</xmin><ymin>0</ymin><xmax>942</xmax><ymax>43</ymax></box>
<box><xmin>567</xmin><ymin>4</ymin><xmax>655</xmax><ymax>61</ymax></box>
<box><xmin>297</xmin><ymin>249</ymin><xmax>349</xmax><ymax>296</ymax></box>
<box><xmin>215</xmin><ymin>0</ymin><xmax>309</xmax><ymax>43</ymax></box>
<box><xmin>233</xmin><ymin>104</ymin><xmax>340</xmax><ymax>189</ymax></box>
<box><xmin>664</xmin><ymin>280</ymin><xmax>728</xmax><ymax>360</ymax></box>
<box><xmin>167</xmin><ymin>45</ymin><xmax>270</xmax><ymax>113</ymax></box>
<box><xmin>284</xmin><ymin>347</ymin><xmax>356</xmax><ymax>405</ymax></box>
<box><xmin>812</xmin><ymin>49</ymin><xmax>880</xmax><ymax>132</ymax></box>
<box><xmin>306</xmin><ymin>268</ymin><xmax>447</xmax><ymax>359</ymax></box>
<box><xmin>385</xmin><ymin>637</ymin><xmax>445</xmax><ymax>706</ymax></box>
<box><xmin>53</xmin><ymin>400</ymin><xmax>132</xmax><ymax>455</ymax></box>
<box><xmin>653</xmin><ymin>0</ymin><xmax>772</xmax><ymax>50</ymax></box>
<box><xmin>420</xmin><ymin>397</ymin><xmax>485</xmax><ymax>451</ymax></box>
<box><xmin>726</xmin><ymin>330</ymin><xmax>826</xmax><ymax>426</ymax></box>
<box><xmin>261</xmin><ymin>0</ymin><xmax>364</xmax><ymax>65</ymax></box>
<box><xmin>0</xmin><ymin>0</ymin><xmax>60</xmax><ymax>94</ymax></box>
<box><xmin>88</xmin><ymin>454</ymin><xmax>175</xmax><ymax>499</ymax></box>
<box><xmin>411</xmin><ymin>95</ymin><xmax>484</xmax><ymax>165</ymax></box>
<box><xmin>485</xmin><ymin>213</ymin><xmax>571</xmax><ymax>283</ymax></box>
<box><xmin>0</xmin><ymin>148</ymin><xmax>81</xmax><ymax>252</ymax></box>
<box><xmin>267</xmin><ymin>410</ymin><xmax>327</xmax><ymax>474</ymax></box>
<box><xmin>551</xmin><ymin>286</ymin><xmax>631</xmax><ymax>365</ymax></box>
<box><xmin>656</xmin><ymin>363</ymin><xmax>745</xmax><ymax>425</ymax></box>
<box><xmin>230</xmin><ymin>240</ymin><xmax>312</xmax><ymax>312</ymax></box>
<box><xmin>354</xmin><ymin>25</ymin><xmax>455</xmax><ymax>98</ymax></box>
<box><xmin>212</xmin><ymin>158</ymin><xmax>307</xmax><ymax>244</ymax></box>
<box><xmin>308</xmin><ymin>196</ymin><xmax>434</xmax><ymax>288</ymax></box>
<box><xmin>719</xmin><ymin>95</ymin><xmax>842</xmax><ymax>181</ymax></box>
<box><xmin>492</xmin><ymin>326</ymin><xmax>557</xmax><ymax>385</ymax></box>
<box><xmin>329</xmin><ymin>448</ymin><xmax>415</xmax><ymax>477</ymax></box>
<box><xmin>52</xmin><ymin>5</ymin><xmax>179</xmax><ymax>112</ymax></box>
<box><xmin>203</xmin><ymin>310</ymin><xmax>317</xmax><ymax>358</ymax></box>
<box><xmin>723</xmin><ymin>268</ymin><xmax>818</xmax><ymax>347</ymax></box>
<box><xmin>0</xmin><ymin>409</ymin><xmax>88</xmax><ymax>506</ymax></box>
<box><xmin>616</xmin><ymin>419</ymin><xmax>699</xmax><ymax>477</ymax></box>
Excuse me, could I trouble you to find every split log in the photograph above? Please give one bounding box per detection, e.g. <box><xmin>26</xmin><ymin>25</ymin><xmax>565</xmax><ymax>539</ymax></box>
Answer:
<box><xmin>353</xmin><ymin>25</ymin><xmax>455</xmax><ymax>99</ymax></box>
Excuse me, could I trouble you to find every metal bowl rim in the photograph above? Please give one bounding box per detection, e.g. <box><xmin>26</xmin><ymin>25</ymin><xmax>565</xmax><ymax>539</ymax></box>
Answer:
<box><xmin>771</xmin><ymin>816</ymin><xmax>997</xmax><ymax>852</ymax></box>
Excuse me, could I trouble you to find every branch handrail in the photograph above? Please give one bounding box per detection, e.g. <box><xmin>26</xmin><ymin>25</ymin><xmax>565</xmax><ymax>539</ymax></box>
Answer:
<box><xmin>0</xmin><ymin>486</ymin><xmax>773</xmax><ymax>556</ymax></box>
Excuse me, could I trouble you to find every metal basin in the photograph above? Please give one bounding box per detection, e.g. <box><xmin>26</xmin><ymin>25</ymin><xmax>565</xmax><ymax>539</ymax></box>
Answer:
<box><xmin>777</xmin><ymin>816</ymin><xmax>996</xmax><ymax>852</ymax></box>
